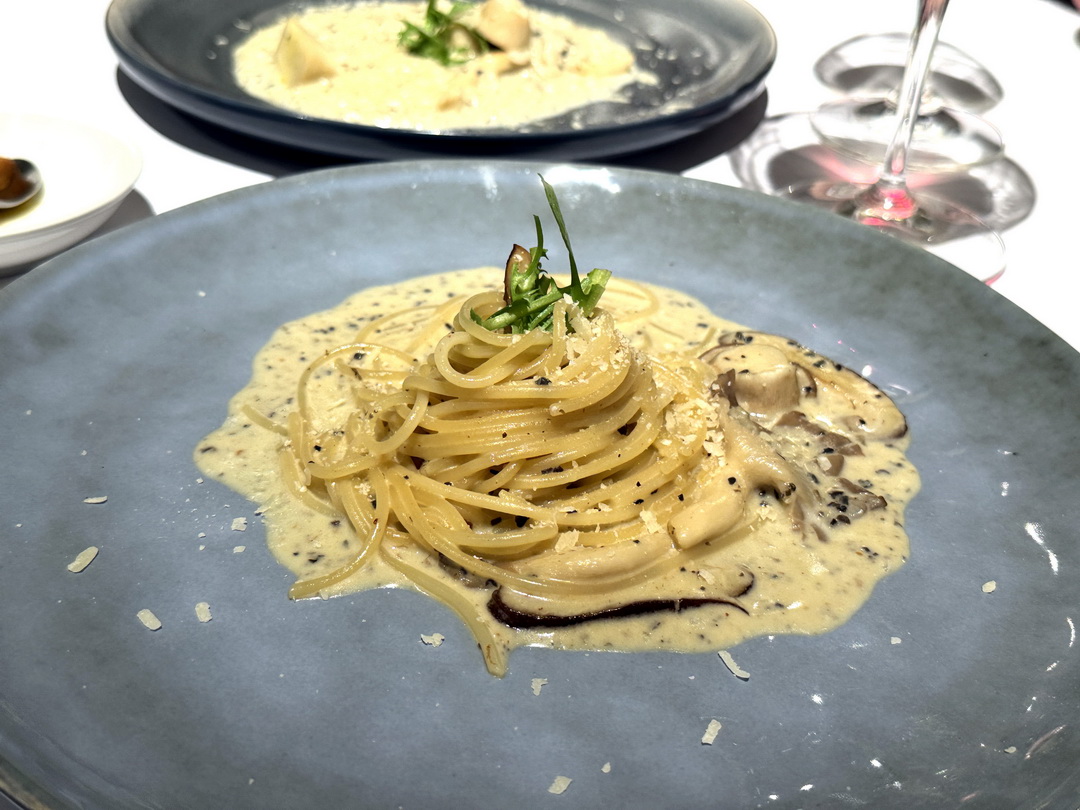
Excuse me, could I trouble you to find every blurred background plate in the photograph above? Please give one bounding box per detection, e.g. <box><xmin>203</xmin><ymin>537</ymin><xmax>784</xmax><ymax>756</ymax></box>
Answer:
<box><xmin>105</xmin><ymin>0</ymin><xmax>776</xmax><ymax>160</ymax></box>
<box><xmin>0</xmin><ymin>114</ymin><xmax>141</xmax><ymax>274</ymax></box>
<box><xmin>1</xmin><ymin>162</ymin><xmax>1078</xmax><ymax>809</ymax></box>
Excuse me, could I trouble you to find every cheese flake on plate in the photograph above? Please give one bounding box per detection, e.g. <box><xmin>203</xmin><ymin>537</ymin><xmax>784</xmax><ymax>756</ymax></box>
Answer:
<box><xmin>137</xmin><ymin>609</ymin><xmax>162</xmax><ymax>631</ymax></box>
<box><xmin>718</xmin><ymin>650</ymin><xmax>750</xmax><ymax>680</ymax></box>
<box><xmin>66</xmin><ymin>546</ymin><xmax>99</xmax><ymax>573</ymax></box>
<box><xmin>547</xmin><ymin>776</ymin><xmax>572</xmax><ymax>795</ymax></box>
<box><xmin>701</xmin><ymin>719</ymin><xmax>723</xmax><ymax>745</ymax></box>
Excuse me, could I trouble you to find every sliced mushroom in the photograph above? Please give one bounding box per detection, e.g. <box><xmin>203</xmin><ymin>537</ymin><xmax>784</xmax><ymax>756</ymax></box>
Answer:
<box><xmin>489</xmin><ymin>562</ymin><xmax>755</xmax><ymax>628</ymax></box>
<box><xmin>506</xmin><ymin>530</ymin><xmax>671</xmax><ymax>582</ymax></box>
<box><xmin>699</xmin><ymin>353</ymin><xmax>897</xmax><ymax>544</ymax></box>
<box><xmin>488</xmin><ymin>589</ymin><xmax>750</xmax><ymax>628</ymax></box>
<box><xmin>703</xmin><ymin>331</ymin><xmax>907</xmax><ymax>440</ymax></box>
<box><xmin>700</xmin><ymin>341</ymin><xmax>806</xmax><ymax>420</ymax></box>
<box><xmin>504</xmin><ymin>244</ymin><xmax>531</xmax><ymax>307</ymax></box>
<box><xmin>774</xmin><ymin>410</ymin><xmax>863</xmax><ymax>477</ymax></box>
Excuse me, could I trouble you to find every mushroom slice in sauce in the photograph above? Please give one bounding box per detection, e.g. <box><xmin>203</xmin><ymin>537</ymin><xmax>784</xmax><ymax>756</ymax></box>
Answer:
<box><xmin>701</xmin><ymin>331</ymin><xmax>900</xmax><ymax>544</ymax></box>
<box><xmin>701</xmin><ymin>330</ymin><xmax>908</xmax><ymax>439</ymax></box>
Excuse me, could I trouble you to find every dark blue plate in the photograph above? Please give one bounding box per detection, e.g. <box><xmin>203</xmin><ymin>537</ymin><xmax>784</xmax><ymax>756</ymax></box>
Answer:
<box><xmin>2</xmin><ymin>162</ymin><xmax>1078</xmax><ymax>808</ymax></box>
<box><xmin>105</xmin><ymin>0</ymin><xmax>776</xmax><ymax>160</ymax></box>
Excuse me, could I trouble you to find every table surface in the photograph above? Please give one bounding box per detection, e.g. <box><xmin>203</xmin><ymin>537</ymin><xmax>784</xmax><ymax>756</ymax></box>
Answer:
<box><xmin>5</xmin><ymin>0</ymin><xmax>1079</xmax><ymax>352</ymax></box>
<box><xmin>1</xmin><ymin>2</ymin><xmax>1078</xmax><ymax>808</ymax></box>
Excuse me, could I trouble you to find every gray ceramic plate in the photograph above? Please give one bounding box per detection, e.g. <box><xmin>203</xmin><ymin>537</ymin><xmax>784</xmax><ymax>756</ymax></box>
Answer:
<box><xmin>1</xmin><ymin>162</ymin><xmax>1078</xmax><ymax>809</ymax></box>
<box><xmin>104</xmin><ymin>0</ymin><xmax>775</xmax><ymax>160</ymax></box>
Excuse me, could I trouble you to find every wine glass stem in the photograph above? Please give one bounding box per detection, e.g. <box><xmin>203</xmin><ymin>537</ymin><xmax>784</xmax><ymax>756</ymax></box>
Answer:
<box><xmin>856</xmin><ymin>0</ymin><xmax>950</xmax><ymax>223</ymax></box>
<box><xmin>881</xmin><ymin>0</ymin><xmax>950</xmax><ymax>186</ymax></box>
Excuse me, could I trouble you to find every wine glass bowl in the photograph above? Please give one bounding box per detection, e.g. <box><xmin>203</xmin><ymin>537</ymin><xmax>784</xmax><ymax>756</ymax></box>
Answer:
<box><xmin>814</xmin><ymin>32</ymin><xmax>1004</xmax><ymax>114</ymax></box>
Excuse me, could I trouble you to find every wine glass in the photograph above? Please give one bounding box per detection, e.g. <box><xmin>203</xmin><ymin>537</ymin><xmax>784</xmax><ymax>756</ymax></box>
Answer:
<box><xmin>776</xmin><ymin>0</ymin><xmax>1006</xmax><ymax>283</ymax></box>
<box><xmin>809</xmin><ymin>31</ymin><xmax>1004</xmax><ymax>173</ymax></box>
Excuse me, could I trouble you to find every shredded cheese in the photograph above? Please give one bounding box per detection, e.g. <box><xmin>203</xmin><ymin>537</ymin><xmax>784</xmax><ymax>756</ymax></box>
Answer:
<box><xmin>718</xmin><ymin>650</ymin><xmax>750</xmax><ymax>680</ymax></box>
<box><xmin>547</xmin><ymin>776</ymin><xmax>572</xmax><ymax>795</ymax></box>
<box><xmin>137</xmin><ymin>609</ymin><xmax>162</xmax><ymax>631</ymax></box>
<box><xmin>66</xmin><ymin>546</ymin><xmax>99</xmax><ymax>573</ymax></box>
<box><xmin>701</xmin><ymin>719</ymin><xmax>723</xmax><ymax>744</ymax></box>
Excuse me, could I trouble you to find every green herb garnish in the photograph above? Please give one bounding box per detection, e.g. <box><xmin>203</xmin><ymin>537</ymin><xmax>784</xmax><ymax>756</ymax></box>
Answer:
<box><xmin>474</xmin><ymin>176</ymin><xmax>612</xmax><ymax>334</ymax></box>
<box><xmin>398</xmin><ymin>0</ymin><xmax>490</xmax><ymax>66</ymax></box>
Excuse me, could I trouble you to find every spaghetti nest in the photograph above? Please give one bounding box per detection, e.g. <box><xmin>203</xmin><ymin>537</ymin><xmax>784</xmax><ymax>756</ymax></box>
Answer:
<box><xmin>280</xmin><ymin>289</ymin><xmax>718</xmax><ymax>610</ymax></box>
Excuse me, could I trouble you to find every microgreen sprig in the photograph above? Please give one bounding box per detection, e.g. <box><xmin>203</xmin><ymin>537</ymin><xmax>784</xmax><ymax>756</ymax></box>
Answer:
<box><xmin>474</xmin><ymin>176</ymin><xmax>612</xmax><ymax>334</ymax></box>
<box><xmin>398</xmin><ymin>0</ymin><xmax>490</xmax><ymax>66</ymax></box>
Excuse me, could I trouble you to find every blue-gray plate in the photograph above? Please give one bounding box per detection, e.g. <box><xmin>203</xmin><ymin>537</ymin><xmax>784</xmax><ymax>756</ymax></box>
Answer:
<box><xmin>104</xmin><ymin>0</ymin><xmax>776</xmax><ymax>160</ymax></box>
<box><xmin>1</xmin><ymin>162</ymin><xmax>1078</xmax><ymax>809</ymax></box>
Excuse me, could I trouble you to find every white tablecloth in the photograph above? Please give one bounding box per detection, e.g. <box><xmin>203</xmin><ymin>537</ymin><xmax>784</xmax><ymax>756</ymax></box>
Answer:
<box><xmin>5</xmin><ymin>0</ymin><xmax>1079</xmax><ymax>350</ymax></box>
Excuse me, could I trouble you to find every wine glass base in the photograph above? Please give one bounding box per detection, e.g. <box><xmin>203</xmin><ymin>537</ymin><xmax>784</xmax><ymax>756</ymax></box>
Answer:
<box><xmin>785</xmin><ymin>180</ymin><xmax>1006</xmax><ymax>283</ymax></box>
<box><xmin>728</xmin><ymin>113</ymin><xmax>1036</xmax><ymax>233</ymax></box>
<box><xmin>810</xmin><ymin>98</ymin><xmax>1004</xmax><ymax>173</ymax></box>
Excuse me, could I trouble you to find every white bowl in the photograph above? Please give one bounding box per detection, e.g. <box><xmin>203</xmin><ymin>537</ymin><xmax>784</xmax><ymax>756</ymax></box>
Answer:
<box><xmin>0</xmin><ymin>113</ymin><xmax>142</xmax><ymax>273</ymax></box>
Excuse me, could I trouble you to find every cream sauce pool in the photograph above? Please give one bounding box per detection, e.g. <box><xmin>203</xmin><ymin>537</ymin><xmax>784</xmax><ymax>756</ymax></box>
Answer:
<box><xmin>196</xmin><ymin>269</ymin><xmax>919</xmax><ymax>675</ymax></box>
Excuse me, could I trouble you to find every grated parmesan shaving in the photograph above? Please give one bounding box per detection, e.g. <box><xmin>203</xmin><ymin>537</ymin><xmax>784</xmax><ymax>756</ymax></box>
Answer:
<box><xmin>640</xmin><ymin>509</ymin><xmax>662</xmax><ymax>534</ymax></box>
<box><xmin>547</xmin><ymin>776</ymin><xmax>572</xmax><ymax>795</ymax></box>
<box><xmin>982</xmin><ymin>580</ymin><xmax>997</xmax><ymax>593</ymax></box>
<box><xmin>701</xmin><ymin>719</ymin><xmax>723</xmax><ymax>744</ymax></box>
<box><xmin>530</xmin><ymin>677</ymin><xmax>548</xmax><ymax>696</ymax></box>
<box><xmin>554</xmin><ymin>531</ymin><xmax>579</xmax><ymax>552</ymax></box>
<box><xmin>137</xmin><ymin>609</ymin><xmax>162</xmax><ymax>631</ymax></box>
<box><xmin>420</xmin><ymin>633</ymin><xmax>445</xmax><ymax>647</ymax></box>
<box><xmin>718</xmin><ymin>650</ymin><xmax>750</xmax><ymax>680</ymax></box>
<box><xmin>195</xmin><ymin>602</ymin><xmax>213</xmax><ymax>623</ymax></box>
<box><xmin>66</xmin><ymin>546</ymin><xmax>99</xmax><ymax>573</ymax></box>
<box><xmin>231</xmin><ymin>517</ymin><xmax>248</xmax><ymax>531</ymax></box>
<box><xmin>702</xmin><ymin>440</ymin><xmax>724</xmax><ymax>458</ymax></box>
<box><xmin>83</xmin><ymin>496</ymin><xmax>108</xmax><ymax>505</ymax></box>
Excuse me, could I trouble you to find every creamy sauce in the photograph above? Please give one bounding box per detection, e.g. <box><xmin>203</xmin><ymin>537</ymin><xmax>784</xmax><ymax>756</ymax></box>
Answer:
<box><xmin>232</xmin><ymin>1</ymin><xmax>647</xmax><ymax>132</ymax></box>
<box><xmin>196</xmin><ymin>269</ymin><xmax>919</xmax><ymax>674</ymax></box>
